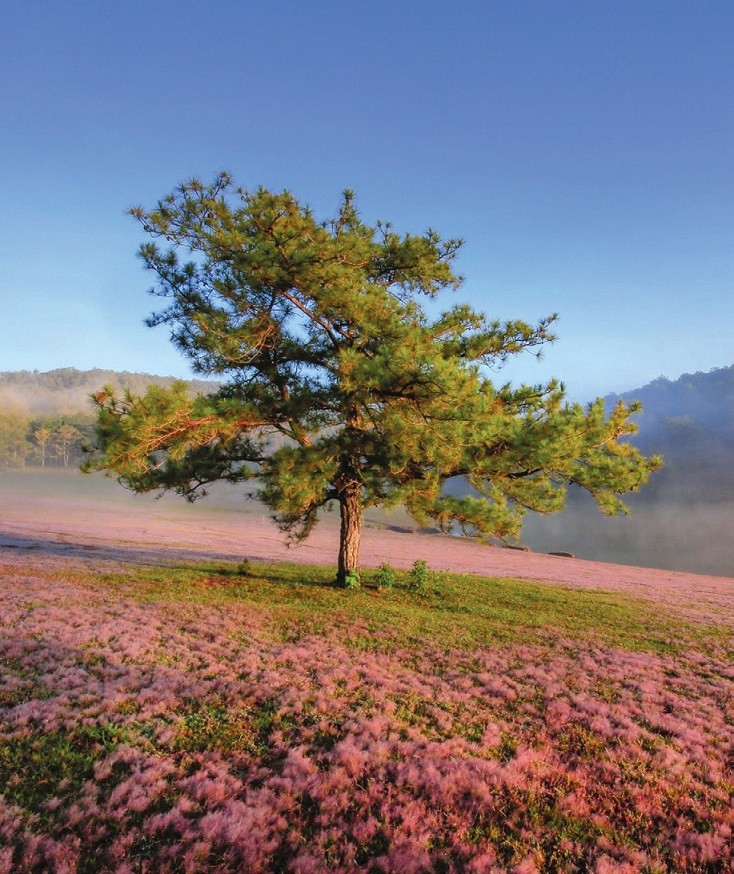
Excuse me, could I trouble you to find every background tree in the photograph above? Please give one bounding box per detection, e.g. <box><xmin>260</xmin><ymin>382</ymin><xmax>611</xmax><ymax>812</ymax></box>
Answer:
<box><xmin>54</xmin><ymin>424</ymin><xmax>82</xmax><ymax>467</ymax></box>
<box><xmin>84</xmin><ymin>174</ymin><xmax>661</xmax><ymax>585</ymax></box>
<box><xmin>0</xmin><ymin>412</ymin><xmax>31</xmax><ymax>468</ymax></box>
<box><xmin>32</xmin><ymin>425</ymin><xmax>54</xmax><ymax>467</ymax></box>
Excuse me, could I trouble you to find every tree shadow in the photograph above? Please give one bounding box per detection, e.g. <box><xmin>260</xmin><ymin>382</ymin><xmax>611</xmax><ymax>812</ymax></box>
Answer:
<box><xmin>0</xmin><ymin>531</ymin><xmax>344</xmax><ymax>590</ymax></box>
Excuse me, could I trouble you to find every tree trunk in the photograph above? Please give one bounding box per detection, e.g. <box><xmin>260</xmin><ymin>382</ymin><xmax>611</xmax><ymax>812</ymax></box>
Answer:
<box><xmin>336</xmin><ymin>482</ymin><xmax>363</xmax><ymax>586</ymax></box>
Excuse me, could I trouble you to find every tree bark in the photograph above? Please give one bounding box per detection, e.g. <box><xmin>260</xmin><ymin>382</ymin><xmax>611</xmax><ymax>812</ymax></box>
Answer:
<box><xmin>336</xmin><ymin>482</ymin><xmax>363</xmax><ymax>586</ymax></box>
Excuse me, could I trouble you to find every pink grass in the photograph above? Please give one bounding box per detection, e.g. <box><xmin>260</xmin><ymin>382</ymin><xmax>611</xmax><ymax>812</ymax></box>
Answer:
<box><xmin>0</xmin><ymin>552</ymin><xmax>732</xmax><ymax>871</ymax></box>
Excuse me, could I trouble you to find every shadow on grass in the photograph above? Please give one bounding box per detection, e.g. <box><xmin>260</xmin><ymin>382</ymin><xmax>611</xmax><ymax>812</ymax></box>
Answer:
<box><xmin>86</xmin><ymin>556</ymin><xmax>732</xmax><ymax>658</ymax></box>
<box><xmin>199</xmin><ymin>559</ymin><xmax>337</xmax><ymax>585</ymax></box>
<box><xmin>4</xmin><ymin>533</ymin><xmax>728</xmax><ymax>655</ymax></box>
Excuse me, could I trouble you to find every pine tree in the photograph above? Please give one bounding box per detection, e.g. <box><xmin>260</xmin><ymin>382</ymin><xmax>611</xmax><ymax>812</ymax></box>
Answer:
<box><xmin>84</xmin><ymin>174</ymin><xmax>661</xmax><ymax>585</ymax></box>
<box><xmin>33</xmin><ymin>425</ymin><xmax>53</xmax><ymax>468</ymax></box>
<box><xmin>54</xmin><ymin>424</ymin><xmax>82</xmax><ymax>467</ymax></box>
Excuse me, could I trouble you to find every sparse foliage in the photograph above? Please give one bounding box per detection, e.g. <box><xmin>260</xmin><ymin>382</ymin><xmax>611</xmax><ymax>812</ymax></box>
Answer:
<box><xmin>84</xmin><ymin>173</ymin><xmax>661</xmax><ymax>585</ymax></box>
<box><xmin>342</xmin><ymin>570</ymin><xmax>361</xmax><ymax>590</ymax></box>
<box><xmin>54</xmin><ymin>424</ymin><xmax>82</xmax><ymax>467</ymax></box>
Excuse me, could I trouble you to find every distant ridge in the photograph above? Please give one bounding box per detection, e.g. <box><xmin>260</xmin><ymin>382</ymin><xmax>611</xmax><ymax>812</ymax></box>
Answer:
<box><xmin>0</xmin><ymin>367</ymin><xmax>218</xmax><ymax>415</ymax></box>
<box><xmin>605</xmin><ymin>363</ymin><xmax>734</xmax><ymax>438</ymax></box>
<box><xmin>514</xmin><ymin>364</ymin><xmax>734</xmax><ymax>576</ymax></box>
<box><xmin>603</xmin><ymin>363</ymin><xmax>734</xmax><ymax>502</ymax></box>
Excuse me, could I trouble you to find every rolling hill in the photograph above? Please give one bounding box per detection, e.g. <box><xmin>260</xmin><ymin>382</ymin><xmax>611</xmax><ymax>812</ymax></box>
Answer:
<box><xmin>604</xmin><ymin>364</ymin><xmax>734</xmax><ymax>502</ymax></box>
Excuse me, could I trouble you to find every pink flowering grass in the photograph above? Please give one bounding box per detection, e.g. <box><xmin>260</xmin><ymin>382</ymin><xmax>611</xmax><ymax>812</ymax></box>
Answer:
<box><xmin>0</xmin><ymin>554</ymin><xmax>731</xmax><ymax>872</ymax></box>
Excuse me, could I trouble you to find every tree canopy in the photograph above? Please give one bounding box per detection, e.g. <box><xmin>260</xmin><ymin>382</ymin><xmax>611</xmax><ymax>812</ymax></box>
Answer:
<box><xmin>84</xmin><ymin>173</ymin><xmax>661</xmax><ymax>584</ymax></box>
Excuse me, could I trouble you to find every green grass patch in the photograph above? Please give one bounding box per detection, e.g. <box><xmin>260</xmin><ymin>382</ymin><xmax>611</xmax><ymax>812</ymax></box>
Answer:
<box><xmin>169</xmin><ymin>704</ymin><xmax>257</xmax><ymax>754</ymax></box>
<box><xmin>72</xmin><ymin>559</ymin><xmax>731</xmax><ymax>657</ymax></box>
<box><xmin>0</xmin><ymin>724</ymin><xmax>129</xmax><ymax>817</ymax></box>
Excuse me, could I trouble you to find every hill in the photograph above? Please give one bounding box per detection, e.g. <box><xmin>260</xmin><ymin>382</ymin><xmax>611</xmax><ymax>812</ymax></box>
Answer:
<box><xmin>0</xmin><ymin>367</ymin><xmax>217</xmax><ymax>416</ymax></box>
<box><xmin>520</xmin><ymin>365</ymin><xmax>734</xmax><ymax>575</ymax></box>
<box><xmin>608</xmin><ymin>365</ymin><xmax>734</xmax><ymax>437</ymax></box>
<box><xmin>604</xmin><ymin>364</ymin><xmax>734</xmax><ymax>502</ymax></box>
<box><xmin>0</xmin><ymin>533</ymin><xmax>730</xmax><ymax>872</ymax></box>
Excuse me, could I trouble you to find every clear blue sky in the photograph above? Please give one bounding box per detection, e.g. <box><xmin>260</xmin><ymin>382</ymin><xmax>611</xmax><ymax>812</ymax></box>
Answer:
<box><xmin>1</xmin><ymin>0</ymin><xmax>732</xmax><ymax>401</ymax></box>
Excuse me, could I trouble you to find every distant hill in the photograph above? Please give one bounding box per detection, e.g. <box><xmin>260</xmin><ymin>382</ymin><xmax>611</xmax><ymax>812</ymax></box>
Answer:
<box><xmin>606</xmin><ymin>365</ymin><xmax>734</xmax><ymax>432</ymax></box>
<box><xmin>604</xmin><ymin>364</ymin><xmax>734</xmax><ymax>502</ymax></box>
<box><xmin>519</xmin><ymin>364</ymin><xmax>734</xmax><ymax>575</ymax></box>
<box><xmin>0</xmin><ymin>367</ymin><xmax>218</xmax><ymax>416</ymax></box>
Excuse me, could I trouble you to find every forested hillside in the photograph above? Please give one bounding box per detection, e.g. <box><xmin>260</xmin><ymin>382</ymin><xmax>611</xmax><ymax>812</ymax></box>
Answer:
<box><xmin>0</xmin><ymin>368</ymin><xmax>216</xmax><ymax>469</ymax></box>
<box><xmin>604</xmin><ymin>364</ymin><xmax>734</xmax><ymax>502</ymax></box>
<box><xmin>520</xmin><ymin>365</ymin><xmax>734</xmax><ymax>575</ymax></box>
<box><xmin>0</xmin><ymin>367</ymin><xmax>216</xmax><ymax>415</ymax></box>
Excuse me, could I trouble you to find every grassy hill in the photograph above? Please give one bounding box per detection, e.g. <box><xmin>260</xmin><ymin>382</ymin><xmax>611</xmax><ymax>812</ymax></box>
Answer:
<box><xmin>1</xmin><ymin>368</ymin><xmax>731</xmax><ymax>867</ymax></box>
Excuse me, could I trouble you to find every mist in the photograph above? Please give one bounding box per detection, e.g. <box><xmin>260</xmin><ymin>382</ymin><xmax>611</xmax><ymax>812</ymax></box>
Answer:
<box><xmin>520</xmin><ymin>491</ymin><xmax>734</xmax><ymax>578</ymax></box>
<box><xmin>0</xmin><ymin>369</ymin><xmax>217</xmax><ymax>417</ymax></box>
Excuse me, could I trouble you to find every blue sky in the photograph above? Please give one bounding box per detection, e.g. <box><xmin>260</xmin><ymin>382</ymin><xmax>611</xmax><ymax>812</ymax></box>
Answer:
<box><xmin>1</xmin><ymin>0</ymin><xmax>732</xmax><ymax>401</ymax></box>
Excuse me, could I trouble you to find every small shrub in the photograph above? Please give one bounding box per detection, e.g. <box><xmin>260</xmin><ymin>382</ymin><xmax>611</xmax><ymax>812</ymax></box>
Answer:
<box><xmin>374</xmin><ymin>563</ymin><xmax>397</xmax><ymax>590</ymax></box>
<box><xmin>408</xmin><ymin>559</ymin><xmax>432</xmax><ymax>594</ymax></box>
<box><xmin>342</xmin><ymin>570</ymin><xmax>361</xmax><ymax>589</ymax></box>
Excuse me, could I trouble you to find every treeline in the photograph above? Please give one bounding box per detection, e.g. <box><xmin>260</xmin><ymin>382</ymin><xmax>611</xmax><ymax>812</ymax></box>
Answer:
<box><xmin>604</xmin><ymin>364</ymin><xmax>734</xmax><ymax>432</ymax></box>
<box><xmin>0</xmin><ymin>410</ymin><xmax>95</xmax><ymax>469</ymax></box>
<box><xmin>0</xmin><ymin>368</ymin><xmax>219</xmax><ymax>470</ymax></box>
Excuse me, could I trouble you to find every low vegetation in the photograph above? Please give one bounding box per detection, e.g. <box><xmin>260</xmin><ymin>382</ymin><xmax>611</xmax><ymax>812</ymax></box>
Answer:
<box><xmin>1</xmin><ymin>558</ymin><xmax>731</xmax><ymax>872</ymax></box>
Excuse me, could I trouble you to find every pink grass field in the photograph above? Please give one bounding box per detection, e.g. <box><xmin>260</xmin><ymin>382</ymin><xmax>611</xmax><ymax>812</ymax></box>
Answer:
<box><xmin>0</xmin><ymin>482</ymin><xmax>732</xmax><ymax>872</ymax></box>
